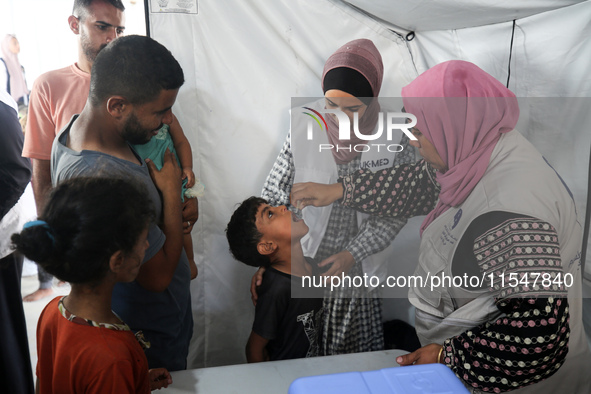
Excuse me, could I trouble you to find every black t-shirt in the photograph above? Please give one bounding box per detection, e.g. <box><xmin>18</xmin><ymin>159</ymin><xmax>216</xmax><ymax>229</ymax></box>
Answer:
<box><xmin>252</xmin><ymin>264</ymin><xmax>324</xmax><ymax>361</ymax></box>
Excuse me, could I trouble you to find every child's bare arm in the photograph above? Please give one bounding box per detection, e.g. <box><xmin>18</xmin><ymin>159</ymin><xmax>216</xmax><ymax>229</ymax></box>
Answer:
<box><xmin>246</xmin><ymin>331</ymin><xmax>270</xmax><ymax>363</ymax></box>
<box><xmin>168</xmin><ymin>113</ymin><xmax>195</xmax><ymax>187</ymax></box>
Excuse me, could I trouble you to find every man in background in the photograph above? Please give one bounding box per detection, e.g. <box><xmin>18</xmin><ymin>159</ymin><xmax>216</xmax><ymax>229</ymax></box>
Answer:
<box><xmin>21</xmin><ymin>0</ymin><xmax>126</xmax><ymax>301</ymax></box>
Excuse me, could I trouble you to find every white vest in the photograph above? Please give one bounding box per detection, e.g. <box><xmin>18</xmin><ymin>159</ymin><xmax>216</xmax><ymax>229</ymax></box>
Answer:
<box><xmin>410</xmin><ymin>130</ymin><xmax>590</xmax><ymax>393</ymax></box>
<box><xmin>291</xmin><ymin>99</ymin><xmax>404</xmax><ymax>279</ymax></box>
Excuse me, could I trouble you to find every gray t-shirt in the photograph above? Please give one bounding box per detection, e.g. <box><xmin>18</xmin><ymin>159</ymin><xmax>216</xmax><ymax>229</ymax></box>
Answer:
<box><xmin>51</xmin><ymin>116</ymin><xmax>193</xmax><ymax>371</ymax></box>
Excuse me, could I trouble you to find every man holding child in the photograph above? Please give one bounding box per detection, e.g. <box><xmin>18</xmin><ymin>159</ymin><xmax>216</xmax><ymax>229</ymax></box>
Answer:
<box><xmin>51</xmin><ymin>35</ymin><xmax>194</xmax><ymax>371</ymax></box>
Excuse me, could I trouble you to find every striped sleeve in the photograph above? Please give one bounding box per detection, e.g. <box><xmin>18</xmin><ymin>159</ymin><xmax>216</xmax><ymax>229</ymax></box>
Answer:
<box><xmin>444</xmin><ymin>217</ymin><xmax>569</xmax><ymax>392</ymax></box>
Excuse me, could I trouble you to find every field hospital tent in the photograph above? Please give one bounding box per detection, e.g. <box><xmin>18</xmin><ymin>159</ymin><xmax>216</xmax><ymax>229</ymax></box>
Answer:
<box><xmin>146</xmin><ymin>0</ymin><xmax>591</xmax><ymax>368</ymax></box>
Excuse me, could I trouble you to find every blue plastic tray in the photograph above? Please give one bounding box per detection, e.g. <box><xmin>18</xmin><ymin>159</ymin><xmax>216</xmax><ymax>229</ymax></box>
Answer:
<box><xmin>289</xmin><ymin>363</ymin><xmax>470</xmax><ymax>394</ymax></box>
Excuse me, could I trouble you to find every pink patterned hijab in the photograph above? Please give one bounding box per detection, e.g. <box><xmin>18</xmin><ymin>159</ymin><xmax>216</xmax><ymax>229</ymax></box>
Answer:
<box><xmin>321</xmin><ymin>39</ymin><xmax>383</xmax><ymax>164</ymax></box>
<box><xmin>1</xmin><ymin>35</ymin><xmax>28</xmax><ymax>103</ymax></box>
<box><xmin>401</xmin><ymin>60</ymin><xmax>519</xmax><ymax>235</ymax></box>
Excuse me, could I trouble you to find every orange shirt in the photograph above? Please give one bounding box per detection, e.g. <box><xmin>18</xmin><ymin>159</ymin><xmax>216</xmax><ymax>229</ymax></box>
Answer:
<box><xmin>23</xmin><ymin>64</ymin><xmax>90</xmax><ymax>160</ymax></box>
<box><xmin>36</xmin><ymin>297</ymin><xmax>150</xmax><ymax>394</ymax></box>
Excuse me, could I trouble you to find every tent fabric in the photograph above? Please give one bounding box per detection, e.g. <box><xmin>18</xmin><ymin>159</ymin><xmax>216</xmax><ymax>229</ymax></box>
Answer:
<box><xmin>343</xmin><ymin>0</ymin><xmax>586</xmax><ymax>31</ymax></box>
<box><xmin>148</xmin><ymin>0</ymin><xmax>591</xmax><ymax>368</ymax></box>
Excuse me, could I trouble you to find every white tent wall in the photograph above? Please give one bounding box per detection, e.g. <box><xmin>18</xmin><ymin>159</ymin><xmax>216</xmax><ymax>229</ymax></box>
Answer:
<box><xmin>147</xmin><ymin>0</ymin><xmax>591</xmax><ymax>368</ymax></box>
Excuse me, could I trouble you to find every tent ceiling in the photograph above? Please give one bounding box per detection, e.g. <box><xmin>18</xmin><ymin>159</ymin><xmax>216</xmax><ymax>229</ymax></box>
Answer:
<box><xmin>345</xmin><ymin>0</ymin><xmax>586</xmax><ymax>31</ymax></box>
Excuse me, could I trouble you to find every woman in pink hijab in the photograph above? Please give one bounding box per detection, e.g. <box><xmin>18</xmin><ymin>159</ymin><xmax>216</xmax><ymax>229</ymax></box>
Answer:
<box><xmin>291</xmin><ymin>60</ymin><xmax>590</xmax><ymax>393</ymax></box>
<box><xmin>255</xmin><ymin>39</ymin><xmax>415</xmax><ymax>356</ymax></box>
<box><xmin>1</xmin><ymin>34</ymin><xmax>29</xmax><ymax>105</ymax></box>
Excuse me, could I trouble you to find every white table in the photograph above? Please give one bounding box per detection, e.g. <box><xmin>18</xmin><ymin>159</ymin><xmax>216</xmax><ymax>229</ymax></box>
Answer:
<box><xmin>164</xmin><ymin>349</ymin><xmax>406</xmax><ymax>393</ymax></box>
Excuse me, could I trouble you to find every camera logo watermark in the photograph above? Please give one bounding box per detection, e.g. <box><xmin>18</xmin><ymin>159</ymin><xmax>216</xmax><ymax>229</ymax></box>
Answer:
<box><xmin>302</xmin><ymin>107</ymin><xmax>418</xmax><ymax>153</ymax></box>
<box><xmin>302</xmin><ymin>106</ymin><xmax>328</xmax><ymax>133</ymax></box>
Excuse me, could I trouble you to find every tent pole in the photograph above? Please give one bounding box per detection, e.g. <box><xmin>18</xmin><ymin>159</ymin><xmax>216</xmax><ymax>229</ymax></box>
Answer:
<box><xmin>144</xmin><ymin>0</ymin><xmax>151</xmax><ymax>37</ymax></box>
<box><xmin>582</xmin><ymin>139</ymin><xmax>591</xmax><ymax>279</ymax></box>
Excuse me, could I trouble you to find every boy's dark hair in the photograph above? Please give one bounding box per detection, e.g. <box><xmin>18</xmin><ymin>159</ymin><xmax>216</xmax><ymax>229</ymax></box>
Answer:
<box><xmin>12</xmin><ymin>177</ymin><xmax>155</xmax><ymax>286</ymax></box>
<box><xmin>89</xmin><ymin>35</ymin><xmax>184</xmax><ymax>106</ymax></box>
<box><xmin>226</xmin><ymin>196</ymin><xmax>272</xmax><ymax>268</ymax></box>
<box><xmin>73</xmin><ymin>0</ymin><xmax>125</xmax><ymax>20</ymax></box>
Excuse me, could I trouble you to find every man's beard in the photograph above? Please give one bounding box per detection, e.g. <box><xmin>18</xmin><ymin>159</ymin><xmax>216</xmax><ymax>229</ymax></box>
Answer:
<box><xmin>80</xmin><ymin>31</ymin><xmax>107</xmax><ymax>63</ymax></box>
<box><xmin>122</xmin><ymin>112</ymin><xmax>163</xmax><ymax>145</ymax></box>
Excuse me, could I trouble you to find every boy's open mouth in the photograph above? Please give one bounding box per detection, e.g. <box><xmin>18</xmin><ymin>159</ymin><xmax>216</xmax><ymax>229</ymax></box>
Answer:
<box><xmin>288</xmin><ymin>205</ymin><xmax>303</xmax><ymax>222</ymax></box>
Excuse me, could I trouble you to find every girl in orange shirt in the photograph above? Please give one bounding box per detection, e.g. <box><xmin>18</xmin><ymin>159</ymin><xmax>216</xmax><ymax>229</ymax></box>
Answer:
<box><xmin>12</xmin><ymin>177</ymin><xmax>172</xmax><ymax>393</ymax></box>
